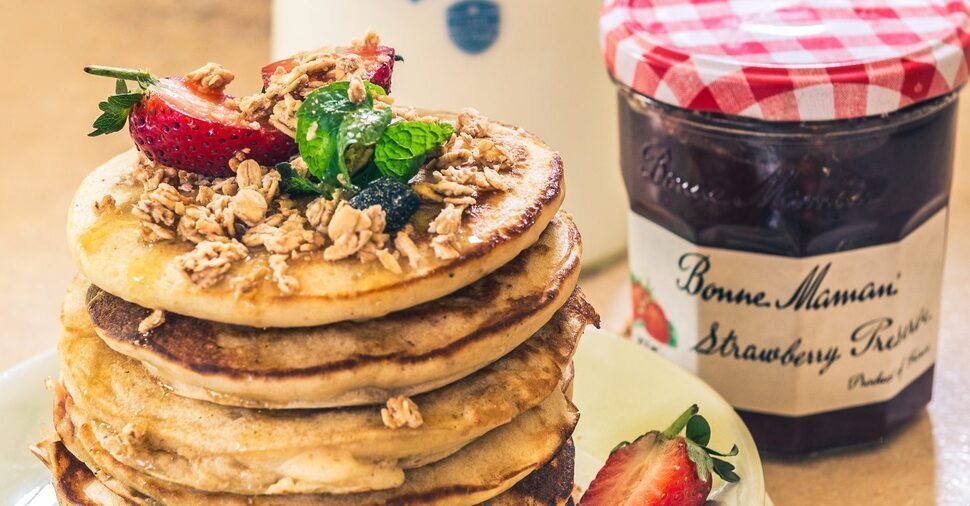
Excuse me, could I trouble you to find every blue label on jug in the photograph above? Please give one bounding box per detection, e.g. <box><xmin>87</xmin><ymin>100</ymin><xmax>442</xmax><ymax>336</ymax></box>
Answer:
<box><xmin>447</xmin><ymin>0</ymin><xmax>500</xmax><ymax>54</ymax></box>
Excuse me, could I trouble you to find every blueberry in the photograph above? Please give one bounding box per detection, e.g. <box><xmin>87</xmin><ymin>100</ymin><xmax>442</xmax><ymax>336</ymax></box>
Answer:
<box><xmin>349</xmin><ymin>178</ymin><xmax>420</xmax><ymax>233</ymax></box>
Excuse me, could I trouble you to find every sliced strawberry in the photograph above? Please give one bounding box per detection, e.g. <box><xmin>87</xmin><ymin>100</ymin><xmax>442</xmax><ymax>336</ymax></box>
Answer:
<box><xmin>260</xmin><ymin>58</ymin><xmax>297</xmax><ymax>85</ymax></box>
<box><xmin>129</xmin><ymin>79</ymin><xmax>295</xmax><ymax>177</ymax></box>
<box><xmin>354</xmin><ymin>45</ymin><xmax>397</xmax><ymax>92</ymax></box>
<box><xmin>581</xmin><ymin>406</ymin><xmax>740</xmax><ymax>506</ymax></box>
<box><xmin>85</xmin><ymin>66</ymin><xmax>296</xmax><ymax>177</ymax></box>
<box><xmin>261</xmin><ymin>45</ymin><xmax>397</xmax><ymax>92</ymax></box>
<box><xmin>583</xmin><ymin>436</ymin><xmax>709</xmax><ymax>506</ymax></box>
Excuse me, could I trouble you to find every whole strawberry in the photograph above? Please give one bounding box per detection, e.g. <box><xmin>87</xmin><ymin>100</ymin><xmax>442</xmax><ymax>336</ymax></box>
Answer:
<box><xmin>85</xmin><ymin>65</ymin><xmax>296</xmax><ymax>177</ymax></box>
<box><xmin>581</xmin><ymin>405</ymin><xmax>740</xmax><ymax>506</ymax></box>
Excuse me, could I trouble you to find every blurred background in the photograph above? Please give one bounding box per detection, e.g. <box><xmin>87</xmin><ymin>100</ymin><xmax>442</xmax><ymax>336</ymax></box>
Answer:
<box><xmin>1</xmin><ymin>0</ymin><xmax>271</xmax><ymax>368</ymax></box>
<box><xmin>2</xmin><ymin>1</ymin><xmax>969</xmax><ymax>504</ymax></box>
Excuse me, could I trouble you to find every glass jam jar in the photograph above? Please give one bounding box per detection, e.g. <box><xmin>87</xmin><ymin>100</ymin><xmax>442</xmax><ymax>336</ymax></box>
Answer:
<box><xmin>601</xmin><ymin>0</ymin><xmax>970</xmax><ymax>453</ymax></box>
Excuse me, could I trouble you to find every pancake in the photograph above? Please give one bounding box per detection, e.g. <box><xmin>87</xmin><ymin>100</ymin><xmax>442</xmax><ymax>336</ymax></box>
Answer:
<box><xmin>32</xmin><ymin>438</ymin><xmax>135</xmax><ymax>506</ymax></box>
<box><xmin>67</xmin><ymin>113</ymin><xmax>565</xmax><ymax>328</ymax></box>
<box><xmin>36</xmin><ymin>436</ymin><xmax>574</xmax><ymax>506</ymax></box>
<box><xmin>52</xmin><ymin>381</ymin><xmax>579</xmax><ymax>505</ymax></box>
<box><xmin>83</xmin><ymin>215</ymin><xmax>583</xmax><ymax>409</ymax></box>
<box><xmin>59</xmin><ymin>289</ymin><xmax>591</xmax><ymax>495</ymax></box>
<box><xmin>484</xmin><ymin>438</ymin><xmax>575</xmax><ymax>506</ymax></box>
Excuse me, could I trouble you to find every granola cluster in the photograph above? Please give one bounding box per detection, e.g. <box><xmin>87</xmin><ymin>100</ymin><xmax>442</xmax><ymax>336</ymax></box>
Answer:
<box><xmin>184</xmin><ymin>63</ymin><xmax>235</xmax><ymax>93</ymax></box>
<box><xmin>124</xmin><ymin>106</ymin><xmax>514</xmax><ymax>295</ymax></box>
<box><xmin>235</xmin><ymin>30</ymin><xmax>392</xmax><ymax>138</ymax></box>
<box><xmin>381</xmin><ymin>395</ymin><xmax>424</xmax><ymax>430</ymax></box>
<box><xmin>415</xmin><ymin>108</ymin><xmax>519</xmax><ymax>259</ymax></box>
<box><xmin>137</xmin><ymin>309</ymin><xmax>165</xmax><ymax>335</ymax></box>
<box><xmin>131</xmin><ymin>152</ymin><xmax>396</xmax><ymax>293</ymax></box>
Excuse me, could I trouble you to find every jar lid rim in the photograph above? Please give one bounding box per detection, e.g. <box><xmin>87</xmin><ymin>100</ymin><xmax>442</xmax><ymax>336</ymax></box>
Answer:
<box><xmin>601</xmin><ymin>0</ymin><xmax>970</xmax><ymax>121</ymax></box>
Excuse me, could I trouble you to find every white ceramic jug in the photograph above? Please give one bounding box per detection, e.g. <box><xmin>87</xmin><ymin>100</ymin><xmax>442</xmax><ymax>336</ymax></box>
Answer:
<box><xmin>272</xmin><ymin>0</ymin><xmax>626</xmax><ymax>266</ymax></box>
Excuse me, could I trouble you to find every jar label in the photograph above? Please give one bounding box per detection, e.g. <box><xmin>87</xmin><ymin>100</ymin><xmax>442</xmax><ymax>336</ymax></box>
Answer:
<box><xmin>628</xmin><ymin>209</ymin><xmax>947</xmax><ymax>416</ymax></box>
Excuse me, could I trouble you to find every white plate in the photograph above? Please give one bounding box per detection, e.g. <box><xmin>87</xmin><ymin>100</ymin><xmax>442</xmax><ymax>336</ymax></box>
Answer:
<box><xmin>572</xmin><ymin>329</ymin><xmax>768</xmax><ymax>505</ymax></box>
<box><xmin>0</xmin><ymin>330</ymin><xmax>768</xmax><ymax>505</ymax></box>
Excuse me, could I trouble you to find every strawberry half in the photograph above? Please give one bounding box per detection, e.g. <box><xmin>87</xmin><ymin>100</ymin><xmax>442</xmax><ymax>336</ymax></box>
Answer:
<box><xmin>581</xmin><ymin>405</ymin><xmax>740</xmax><ymax>506</ymax></box>
<box><xmin>85</xmin><ymin>66</ymin><xmax>296</xmax><ymax>177</ymax></box>
<box><xmin>261</xmin><ymin>45</ymin><xmax>398</xmax><ymax>93</ymax></box>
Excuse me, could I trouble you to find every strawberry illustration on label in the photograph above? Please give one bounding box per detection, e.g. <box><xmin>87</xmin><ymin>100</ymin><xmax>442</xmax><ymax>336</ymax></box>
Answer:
<box><xmin>631</xmin><ymin>274</ymin><xmax>677</xmax><ymax>347</ymax></box>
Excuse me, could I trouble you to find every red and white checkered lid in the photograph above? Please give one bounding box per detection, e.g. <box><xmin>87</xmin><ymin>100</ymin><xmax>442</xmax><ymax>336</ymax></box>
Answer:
<box><xmin>601</xmin><ymin>0</ymin><xmax>970</xmax><ymax>121</ymax></box>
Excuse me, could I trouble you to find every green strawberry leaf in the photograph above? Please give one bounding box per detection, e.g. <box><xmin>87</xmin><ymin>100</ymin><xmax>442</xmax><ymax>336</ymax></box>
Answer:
<box><xmin>686</xmin><ymin>414</ymin><xmax>712</xmax><ymax>446</ymax></box>
<box><xmin>337</xmin><ymin>106</ymin><xmax>392</xmax><ymax>179</ymax></box>
<box><xmin>712</xmin><ymin>458</ymin><xmax>741</xmax><ymax>483</ymax></box>
<box><xmin>84</xmin><ymin>65</ymin><xmax>159</xmax><ymax>137</ymax></box>
<box><xmin>374</xmin><ymin>121</ymin><xmax>454</xmax><ymax>181</ymax></box>
<box><xmin>89</xmin><ymin>92</ymin><xmax>144</xmax><ymax>137</ymax></box>
<box><xmin>661</xmin><ymin>405</ymin><xmax>699</xmax><ymax>439</ymax></box>
<box><xmin>702</xmin><ymin>444</ymin><xmax>740</xmax><ymax>458</ymax></box>
<box><xmin>686</xmin><ymin>440</ymin><xmax>714</xmax><ymax>482</ymax></box>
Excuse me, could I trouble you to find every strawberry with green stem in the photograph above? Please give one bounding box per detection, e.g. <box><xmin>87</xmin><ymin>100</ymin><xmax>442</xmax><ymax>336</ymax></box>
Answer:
<box><xmin>581</xmin><ymin>405</ymin><xmax>740</xmax><ymax>506</ymax></box>
<box><xmin>85</xmin><ymin>65</ymin><xmax>296</xmax><ymax>177</ymax></box>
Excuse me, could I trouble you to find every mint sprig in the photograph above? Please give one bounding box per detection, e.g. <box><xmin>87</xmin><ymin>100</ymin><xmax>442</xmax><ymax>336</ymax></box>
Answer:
<box><xmin>338</xmin><ymin>107</ymin><xmax>393</xmax><ymax>176</ymax></box>
<box><xmin>83</xmin><ymin>66</ymin><xmax>158</xmax><ymax>137</ymax></box>
<box><xmin>295</xmin><ymin>81</ymin><xmax>392</xmax><ymax>188</ymax></box>
<box><xmin>373</xmin><ymin>121</ymin><xmax>454</xmax><ymax>180</ymax></box>
<box><xmin>294</xmin><ymin>80</ymin><xmax>453</xmax><ymax>189</ymax></box>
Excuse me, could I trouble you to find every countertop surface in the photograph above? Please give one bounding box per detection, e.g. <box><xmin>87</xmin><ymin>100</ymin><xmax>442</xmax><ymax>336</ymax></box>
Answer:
<box><xmin>1</xmin><ymin>1</ymin><xmax>967</xmax><ymax>504</ymax></box>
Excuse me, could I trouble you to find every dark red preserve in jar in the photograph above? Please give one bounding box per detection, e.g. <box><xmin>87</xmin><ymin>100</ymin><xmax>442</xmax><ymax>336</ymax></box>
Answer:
<box><xmin>601</xmin><ymin>0</ymin><xmax>970</xmax><ymax>453</ymax></box>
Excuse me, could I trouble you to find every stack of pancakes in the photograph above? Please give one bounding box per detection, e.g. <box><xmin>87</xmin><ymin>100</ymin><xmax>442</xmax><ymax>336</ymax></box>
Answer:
<box><xmin>36</xmin><ymin>113</ymin><xmax>598</xmax><ymax>504</ymax></box>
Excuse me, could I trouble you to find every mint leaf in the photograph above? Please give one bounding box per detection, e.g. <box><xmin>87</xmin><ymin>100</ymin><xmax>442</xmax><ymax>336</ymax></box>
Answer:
<box><xmin>686</xmin><ymin>415</ymin><xmax>712</xmax><ymax>446</ymax></box>
<box><xmin>89</xmin><ymin>92</ymin><xmax>144</xmax><ymax>137</ymax></box>
<box><xmin>374</xmin><ymin>121</ymin><xmax>454</xmax><ymax>181</ymax></box>
<box><xmin>295</xmin><ymin>81</ymin><xmax>387</xmax><ymax>188</ymax></box>
<box><xmin>364</xmin><ymin>81</ymin><xmax>388</xmax><ymax>97</ymax></box>
<box><xmin>285</xmin><ymin>175</ymin><xmax>330</xmax><ymax>196</ymax></box>
<box><xmin>276</xmin><ymin>162</ymin><xmax>332</xmax><ymax>197</ymax></box>
<box><xmin>352</xmin><ymin>162</ymin><xmax>385</xmax><ymax>187</ymax></box>
<box><xmin>337</xmin><ymin>107</ymin><xmax>392</xmax><ymax>179</ymax></box>
<box><xmin>296</xmin><ymin>82</ymin><xmax>368</xmax><ymax>183</ymax></box>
